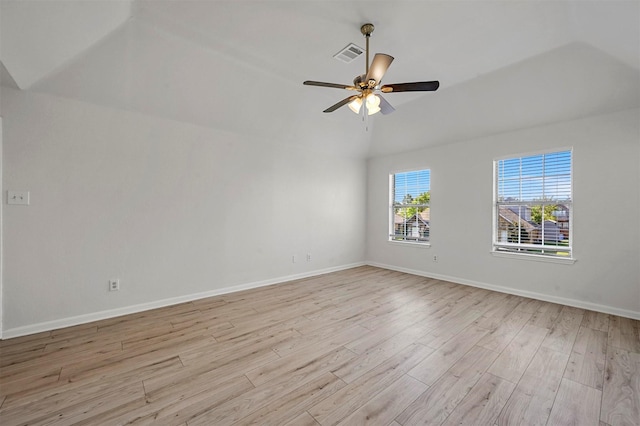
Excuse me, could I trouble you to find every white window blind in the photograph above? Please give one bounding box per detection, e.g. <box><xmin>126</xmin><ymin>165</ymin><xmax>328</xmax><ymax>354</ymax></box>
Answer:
<box><xmin>390</xmin><ymin>169</ymin><xmax>431</xmax><ymax>244</ymax></box>
<box><xmin>494</xmin><ymin>150</ymin><xmax>572</xmax><ymax>258</ymax></box>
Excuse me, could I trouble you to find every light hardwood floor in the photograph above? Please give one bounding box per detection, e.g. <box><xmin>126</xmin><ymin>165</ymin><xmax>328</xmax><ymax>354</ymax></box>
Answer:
<box><xmin>0</xmin><ymin>266</ymin><xmax>638</xmax><ymax>425</ymax></box>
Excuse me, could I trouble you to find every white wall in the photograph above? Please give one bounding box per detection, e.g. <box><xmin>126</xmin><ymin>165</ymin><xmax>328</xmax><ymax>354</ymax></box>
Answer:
<box><xmin>367</xmin><ymin>108</ymin><xmax>640</xmax><ymax>318</ymax></box>
<box><xmin>1</xmin><ymin>88</ymin><xmax>366</xmax><ymax>336</ymax></box>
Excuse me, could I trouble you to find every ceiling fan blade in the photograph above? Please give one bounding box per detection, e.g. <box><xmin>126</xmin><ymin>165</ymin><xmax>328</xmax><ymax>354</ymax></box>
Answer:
<box><xmin>365</xmin><ymin>53</ymin><xmax>394</xmax><ymax>85</ymax></box>
<box><xmin>380</xmin><ymin>81</ymin><xmax>440</xmax><ymax>93</ymax></box>
<box><xmin>304</xmin><ymin>81</ymin><xmax>358</xmax><ymax>91</ymax></box>
<box><xmin>323</xmin><ymin>95</ymin><xmax>359</xmax><ymax>113</ymax></box>
<box><xmin>378</xmin><ymin>95</ymin><xmax>395</xmax><ymax>115</ymax></box>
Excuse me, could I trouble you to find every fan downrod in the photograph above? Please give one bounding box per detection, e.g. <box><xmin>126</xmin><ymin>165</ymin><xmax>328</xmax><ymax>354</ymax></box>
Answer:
<box><xmin>360</xmin><ymin>23</ymin><xmax>374</xmax><ymax>76</ymax></box>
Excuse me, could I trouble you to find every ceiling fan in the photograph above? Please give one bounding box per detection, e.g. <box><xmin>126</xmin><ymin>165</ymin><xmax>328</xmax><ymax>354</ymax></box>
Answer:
<box><xmin>303</xmin><ymin>23</ymin><xmax>439</xmax><ymax>116</ymax></box>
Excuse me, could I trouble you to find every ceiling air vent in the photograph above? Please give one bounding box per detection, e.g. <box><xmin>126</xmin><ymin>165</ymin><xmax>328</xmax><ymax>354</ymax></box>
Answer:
<box><xmin>333</xmin><ymin>43</ymin><xmax>364</xmax><ymax>63</ymax></box>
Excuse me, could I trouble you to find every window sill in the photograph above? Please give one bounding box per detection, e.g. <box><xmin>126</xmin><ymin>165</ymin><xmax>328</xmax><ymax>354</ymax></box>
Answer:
<box><xmin>491</xmin><ymin>251</ymin><xmax>576</xmax><ymax>264</ymax></box>
<box><xmin>388</xmin><ymin>240</ymin><xmax>431</xmax><ymax>249</ymax></box>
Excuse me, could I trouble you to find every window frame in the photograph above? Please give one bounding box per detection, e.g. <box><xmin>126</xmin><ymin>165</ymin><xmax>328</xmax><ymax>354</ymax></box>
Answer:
<box><xmin>389</xmin><ymin>168</ymin><xmax>431</xmax><ymax>247</ymax></box>
<box><xmin>492</xmin><ymin>148</ymin><xmax>575</xmax><ymax>263</ymax></box>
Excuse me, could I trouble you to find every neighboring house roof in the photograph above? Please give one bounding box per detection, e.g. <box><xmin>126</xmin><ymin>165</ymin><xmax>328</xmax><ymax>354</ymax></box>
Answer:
<box><xmin>395</xmin><ymin>209</ymin><xmax>430</xmax><ymax>226</ymax></box>
<box><xmin>498</xmin><ymin>207</ymin><xmax>537</xmax><ymax>231</ymax></box>
<box><xmin>499</xmin><ymin>207</ymin><xmax>565</xmax><ymax>242</ymax></box>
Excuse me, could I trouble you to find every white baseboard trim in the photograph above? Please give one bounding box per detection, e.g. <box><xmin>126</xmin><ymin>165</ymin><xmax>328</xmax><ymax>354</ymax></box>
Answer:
<box><xmin>2</xmin><ymin>262</ymin><xmax>365</xmax><ymax>339</ymax></box>
<box><xmin>367</xmin><ymin>261</ymin><xmax>640</xmax><ymax>320</ymax></box>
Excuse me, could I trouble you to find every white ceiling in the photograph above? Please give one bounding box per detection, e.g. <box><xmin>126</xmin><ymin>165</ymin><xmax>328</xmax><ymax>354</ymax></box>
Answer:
<box><xmin>1</xmin><ymin>0</ymin><xmax>639</xmax><ymax>158</ymax></box>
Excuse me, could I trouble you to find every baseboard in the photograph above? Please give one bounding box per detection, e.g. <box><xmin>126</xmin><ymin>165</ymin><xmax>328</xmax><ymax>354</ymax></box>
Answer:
<box><xmin>367</xmin><ymin>261</ymin><xmax>640</xmax><ymax>320</ymax></box>
<box><xmin>2</xmin><ymin>262</ymin><xmax>366</xmax><ymax>339</ymax></box>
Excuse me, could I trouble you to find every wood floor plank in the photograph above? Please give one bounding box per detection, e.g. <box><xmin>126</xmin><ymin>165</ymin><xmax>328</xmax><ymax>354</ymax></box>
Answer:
<box><xmin>527</xmin><ymin>301</ymin><xmax>564</xmax><ymax>329</ymax></box>
<box><xmin>397</xmin><ymin>345</ymin><xmax>499</xmax><ymax>426</ymax></box>
<box><xmin>0</xmin><ymin>380</ymin><xmax>143</xmax><ymax>424</ymax></box>
<box><xmin>358</xmin><ymin>304</ymin><xmax>431</xmax><ymax>333</ymax></box>
<box><xmin>473</xmin><ymin>294</ymin><xmax>523</xmax><ymax>330</ymax></box>
<box><xmin>496</xmin><ymin>346</ymin><xmax>570</xmax><ymax>426</ymax></box>
<box><xmin>49</xmin><ymin>323</ymin><xmax>99</xmax><ymax>339</ymax></box>
<box><xmin>419</xmin><ymin>306</ymin><xmax>484</xmax><ymax>349</ymax></box>
<box><xmin>565</xmin><ymin>326</ymin><xmax>608</xmax><ymax>390</ymax></box>
<box><xmin>487</xmin><ymin>324</ymin><xmax>548</xmax><ymax>383</ymax></box>
<box><xmin>408</xmin><ymin>325</ymin><xmax>488</xmax><ymax>386</ymax></box>
<box><xmin>284</xmin><ymin>411</ymin><xmax>321</xmax><ymax>426</ymax></box>
<box><xmin>229</xmin><ymin>373</ymin><xmax>345</xmax><ymax>425</ymax></box>
<box><xmin>346</xmin><ymin>319</ymin><xmax>430</xmax><ymax>356</ymax></box>
<box><xmin>0</xmin><ymin>367</ymin><xmax>61</xmax><ymax>397</ymax></box>
<box><xmin>0</xmin><ymin>341</ymin><xmax>123</xmax><ymax>385</ymax></box>
<box><xmin>582</xmin><ymin>310</ymin><xmax>611</xmax><ymax>332</ymax></box>
<box><xmin>335</xmin><ymin>374</ymin><xmax>427</xmax><ymax>426</ymax></box>
<box><xmin>43</xmin><ymin>333</ymin><xmax>122</xmax><ymax>354</ymax></box>
<box><xmin>121</xmin><ymin>326</ymin><xmax>213</xmax><ymax>353</ymax></box>
<box><xmin>177</xmin><ymin>326</ymin><xmax>299</xmax><ymax>367</ymax></box>
<box><xmin>514</xmin><ymin>297</ymin><xmax>545</xmax><ymax>314</ymax></box>
<box><xmin>1</xmin><ymin>375</ymin><xmax>147</xmax><ymax>422</ymax></box>
<box><xmin>1</xmin><ymin>356</ymin><xmax>183</xmax><ymax>413</ymax></box>
<box><xmin>608</xmin><ymin>316</ymin><xmax>640</xmax><ymax>353</ymax></box>
<box><xmin>439</xmin><ymin>372</ymin><xmax>515</xmax><ymax>426</ymax></box>
<box><xmin>361</xmin><ymin>300</ymin><xmax>442</xmax><ymax>331</ymax></box>
<box><xmin>0</xmin><ymin>331</ymin><xmax>51</xmax><ymax>352</ymax></box>
<box><xmin>187</xmin><ymin>372</ymin><xmax>345</xmax><ymax>426</ymax></box>
<box><xmin>274</xmin><ymin>314</ymin><xmax>370</xmax><ymax>358</ymax></box>
<box><xmin>213</xmin><ymin>301</ymin><xmax>332</xmax><ymax>342</ymax></box>
<box><xmin>547</xmin><ymin>378</ymin><xmax>602</xmax><ymax>426</ymax></box>
<box><xmin>476</xmin><ymin>309</ymin><xmax>532</xmax><ymax>353</ymax></box>
<box><xmin>333</xmin><ymin>325</ymin><xmax>430</xmax><ymax>384</ymax></box>
<box><xmin>0</xmin><ymin>381</ymin><xmax>145</xmax><ymax>426</ymax></box>
<box><xmin>308</xmin><ymin>343</ymin><xmax>434</xmax><ymax>425</ymax></box>
<box><xmin>71</xmin><ymin>397</ymin><xmax>149</xmax><ymax>426</ymax></box>
<box><xmin>0</xmin><ymin>343</ymin><xmax>47</xmax><ymax>369</ymax></box>
<box><xmin>125</xmin><ymin>375</ymin><xmax>254</xmax><ymax>425</ymax></box>
<box><xmin>601</xmin><ymin>347</ymin><xmax>640</xmax><ymax>426</ymax></box>
<box><xmin>144</xmin><ymin>346</ymin><xmax>278</xmax><ymax>396</ymax></box>
<box><xmin>58</xmin><ymin>335</ymin><xmax>216</xmax><ymax>384</ymax></box>
<box><xmin>246</xmin><ymin>345</ymin><xmax>357</xmax><ymax>388</ymax></box>
<box><xmin>95</xmin><ymin>302</ymin><xmax>197</xmax><ymax>330</ymax></box>
<box><xmin>541</xmin><ymin>306</ymin><xmax>584</xmax><ymax>354</ymax></box>
<box><xmin>294</xmin><ymin>306</ymin><xmax>374</xmax><ymax>336</ymax></box>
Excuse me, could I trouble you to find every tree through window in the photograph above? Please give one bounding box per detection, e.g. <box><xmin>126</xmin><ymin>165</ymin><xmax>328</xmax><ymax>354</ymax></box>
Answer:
<box><xmin>390</xmin><ymin>169</ymin><xmax>431</xmax><ymax>244</ymax></box>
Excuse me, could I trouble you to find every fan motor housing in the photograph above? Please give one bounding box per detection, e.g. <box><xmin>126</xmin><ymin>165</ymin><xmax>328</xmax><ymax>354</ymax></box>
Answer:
<box><xmin>353</xmin><ymin>74</ymin><xmax>375</xmax><ymax>90</ymax></box>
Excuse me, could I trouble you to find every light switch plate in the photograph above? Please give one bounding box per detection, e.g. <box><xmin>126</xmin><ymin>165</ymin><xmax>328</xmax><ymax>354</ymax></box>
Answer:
<box><xmin>8</xmin><ymin>191</ymin><xmax>29</xmax><ymax>205</ymax></box>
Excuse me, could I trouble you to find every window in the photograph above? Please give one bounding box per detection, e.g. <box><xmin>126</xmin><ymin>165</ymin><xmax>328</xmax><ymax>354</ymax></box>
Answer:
<box><xmin>494</xmin><ymin>150</ymin><xmax>572</xmax><ymax>258</ymax></box>
<box><xmin>390</xmin><ymin>169</ymin><xmax>431</xmax><ymax>244</ymax></box>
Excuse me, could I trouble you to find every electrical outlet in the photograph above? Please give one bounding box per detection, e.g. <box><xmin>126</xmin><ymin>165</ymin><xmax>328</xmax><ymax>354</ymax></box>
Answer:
<box><xmin>292</xmin><ymin>255</ymin><xmax>297</xmax><ymax>263</ymax></box>
<box><xmin>7</xmin><ymin>191</ymin><xmax>29</xmax><ymax>205</ymax></box>
<box><xmin>306</xmin><ymin>253</ymin><xmax>311</xmax><ymax>262</ymax></box>
<box><xmin>108</xmin><ymin>279</ymin><xmax>120</xmax><ymax>291</ymax></box>
<box><xmin>433</xmin><ymin>255</ymin><xmax>438</xmax><ymax>262</ymax></box>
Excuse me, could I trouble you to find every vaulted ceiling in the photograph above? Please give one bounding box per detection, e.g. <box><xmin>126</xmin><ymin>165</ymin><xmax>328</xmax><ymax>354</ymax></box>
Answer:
<box><xmin>2</xmin><ymin>1</ymin><xmax>639</xmax><ymax>158</ymax></box>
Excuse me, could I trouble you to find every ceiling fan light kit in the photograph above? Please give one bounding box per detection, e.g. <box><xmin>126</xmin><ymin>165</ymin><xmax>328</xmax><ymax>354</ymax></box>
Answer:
<box><xmin>304</xmin><ymin>23</ymin><xmax>439</xmax><ymax>117</ymax></box>
<box><xmin>349</xmin><ymin>93</ymin><xmax>381</xmax><ymax>115</ymax></box>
